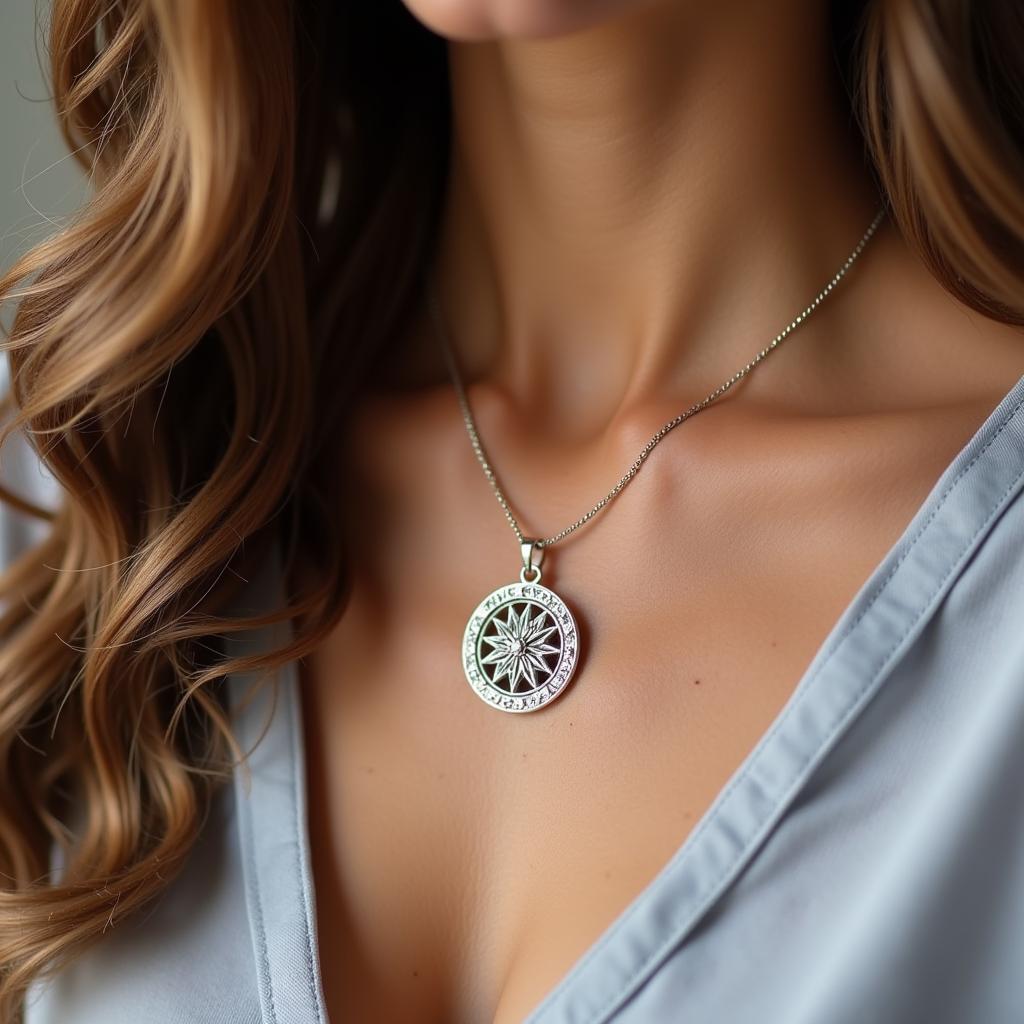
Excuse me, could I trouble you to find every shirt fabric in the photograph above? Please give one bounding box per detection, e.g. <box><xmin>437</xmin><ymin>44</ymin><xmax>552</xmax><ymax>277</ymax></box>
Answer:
<box><xmin>16</xmin><ymin>366</ymin><xmax>1024</xmax><ymax>1023</ymax></box>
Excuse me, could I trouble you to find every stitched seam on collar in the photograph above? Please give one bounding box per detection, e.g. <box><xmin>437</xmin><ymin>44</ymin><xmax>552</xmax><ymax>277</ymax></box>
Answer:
<box><xmin>285</xmin><ymin>663</ymin><xmax>327</xmax><ymax>1024</ymax></box>
<box><xmin>239</xmin><ymin>742</ymin><xmax>280</xmax><ymax>1024</ymax></box>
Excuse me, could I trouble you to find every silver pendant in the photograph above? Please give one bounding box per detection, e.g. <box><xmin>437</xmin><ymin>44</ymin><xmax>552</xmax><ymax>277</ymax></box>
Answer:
<box><xmin>462</xmin><ymin>540</ymin><xmax>580</xmax><ymax>713</ymax></box>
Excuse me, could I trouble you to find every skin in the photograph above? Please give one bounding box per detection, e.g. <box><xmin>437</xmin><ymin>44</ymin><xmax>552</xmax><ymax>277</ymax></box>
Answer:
<box><xmin>297</xmin><ymin>1</ymin><xmax>1024</xmax><ymax>1021</ymax></box>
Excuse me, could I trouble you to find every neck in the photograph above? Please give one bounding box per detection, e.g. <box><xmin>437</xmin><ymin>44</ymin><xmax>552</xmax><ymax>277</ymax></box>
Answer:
<box><xmin>426</xmin><ymin>0</ymin><xmax>885</xmax><ymax>435</ymax></box>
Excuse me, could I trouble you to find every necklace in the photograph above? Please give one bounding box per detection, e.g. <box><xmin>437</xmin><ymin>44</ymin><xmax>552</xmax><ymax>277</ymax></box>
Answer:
<box><xmin>428</xmin><ymin>207</ymin><xmax>886</xmax><ymax>713</ymax></box>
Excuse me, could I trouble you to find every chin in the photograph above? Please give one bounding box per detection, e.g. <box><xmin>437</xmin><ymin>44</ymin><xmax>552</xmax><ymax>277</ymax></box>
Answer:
<box><xmin>399</xmin><ymin>0</ymin><xmax>649</xmax><ymax>40</ymax></box>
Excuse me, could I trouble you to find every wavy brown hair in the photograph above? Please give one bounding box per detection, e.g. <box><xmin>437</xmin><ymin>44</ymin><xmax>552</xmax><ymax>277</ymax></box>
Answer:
<box><xmin>0</xmin><ymin>0</ymin><xmax>1022</xmax><ymax>1018</ymax></box>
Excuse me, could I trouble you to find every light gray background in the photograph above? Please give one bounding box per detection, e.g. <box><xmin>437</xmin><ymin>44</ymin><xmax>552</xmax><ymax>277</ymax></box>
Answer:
<box><xmin>0</xmin><ymin>1</ymin><xmax>68</xmax><ymax>567</ymax></box>
<box><xmin>0</xmin><ymin>0</ymin><xmax>88</xmax><ymax>275</ymax></box>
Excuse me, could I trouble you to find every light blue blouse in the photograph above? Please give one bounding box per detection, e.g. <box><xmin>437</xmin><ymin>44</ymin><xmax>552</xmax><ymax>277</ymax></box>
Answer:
<box><xmin>18</xmin><ymin>366</ymin><xmax>1024</xmax><ymax>1023</ymax></box>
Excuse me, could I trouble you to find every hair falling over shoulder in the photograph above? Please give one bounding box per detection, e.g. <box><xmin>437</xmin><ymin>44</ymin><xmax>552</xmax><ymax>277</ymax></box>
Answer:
<box><xmin>0</xmin><ymin>0</ymin><xmax>1021</xmax><ymax>1017</ymax></box>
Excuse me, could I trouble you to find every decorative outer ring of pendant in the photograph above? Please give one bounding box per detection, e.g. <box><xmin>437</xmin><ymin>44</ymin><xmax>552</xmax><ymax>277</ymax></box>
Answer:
<box><xmin>461</xmin><ymin>579</ymin><xmax>580</xmax><ymax>714</ymax></box>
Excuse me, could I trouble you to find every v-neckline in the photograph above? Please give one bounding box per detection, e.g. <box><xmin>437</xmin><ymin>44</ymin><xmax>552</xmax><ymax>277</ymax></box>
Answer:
<box><xmin>228</xmin><ymin>368</ymin><xmax>1024</xmax><ymax>1024</ymax></box>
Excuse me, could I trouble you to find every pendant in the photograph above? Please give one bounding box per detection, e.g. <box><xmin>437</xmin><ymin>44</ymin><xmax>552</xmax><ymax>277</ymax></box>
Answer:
<box><xmin>462</xmin><ymin>540</ymin><xmax>580</xmax><ymax>713</ymax></box>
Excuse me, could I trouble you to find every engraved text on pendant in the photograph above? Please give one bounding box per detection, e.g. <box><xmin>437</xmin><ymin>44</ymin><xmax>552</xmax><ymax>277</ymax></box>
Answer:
<box><xmin>462</xmin><ymin>581</ymin><xmax>580</xmax><ymax>713</ymax></box>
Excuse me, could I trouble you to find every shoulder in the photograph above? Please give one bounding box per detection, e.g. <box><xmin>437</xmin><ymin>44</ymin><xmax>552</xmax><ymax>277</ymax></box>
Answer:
<box><xmin>24</xmin><ymin>545</ymin><xmax>297</xmax><ymax>1024</ymax></box>
<box><xmin>25</xmin><ymin>780</ymin><xmax>262</xmax><ymax>1024</ymax></box>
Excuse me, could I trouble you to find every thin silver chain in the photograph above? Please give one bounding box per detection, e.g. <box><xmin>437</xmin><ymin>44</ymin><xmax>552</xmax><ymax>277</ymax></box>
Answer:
<box><xmin>429</xmin><ymin>206</ymin><xmax>886</xmax><ymax>551</ymax></box>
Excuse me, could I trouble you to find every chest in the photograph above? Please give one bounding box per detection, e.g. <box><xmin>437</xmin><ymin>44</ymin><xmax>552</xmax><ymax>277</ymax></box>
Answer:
<box><xmin>301</xmin><ymin>602</ymin><xmax>822</xmax><ymax>1023</ymax></box>
<box><xmin>297</xmin><ymin>405</ymin><xmax>971</xmax><ymax>1023</ymax></box>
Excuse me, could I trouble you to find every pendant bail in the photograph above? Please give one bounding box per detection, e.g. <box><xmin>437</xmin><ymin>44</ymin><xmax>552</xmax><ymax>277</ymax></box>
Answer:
<box><xmin>520</xmin><ymin>538</ymin><xmax>544</xmax><ymax>583</ymax></box>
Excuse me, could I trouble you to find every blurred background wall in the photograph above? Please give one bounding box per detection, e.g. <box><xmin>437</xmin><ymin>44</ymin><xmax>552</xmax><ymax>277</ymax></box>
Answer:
<box><xmin>0</xmin><ymin>0</ymin><xmax>87</xmax><ymax>273</ymax></box>
<box><xmin>0</xmin><ymin>1</ymin><xmax>73</xmax><ymax>565</ymax></box>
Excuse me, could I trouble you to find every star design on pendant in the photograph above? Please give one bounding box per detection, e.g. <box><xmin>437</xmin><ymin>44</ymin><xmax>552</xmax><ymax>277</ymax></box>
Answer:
<box><xmin>480</xmin><ymin>602</ymin><xmax>561</xmax><ymax>693</ymax></box>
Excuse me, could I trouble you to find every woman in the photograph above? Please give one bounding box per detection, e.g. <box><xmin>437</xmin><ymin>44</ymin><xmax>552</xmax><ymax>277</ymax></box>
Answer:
<box><xmin>2</xmin><ymin>0</ymin><xmax>1024</xmax><ymax>1021</ymax></box>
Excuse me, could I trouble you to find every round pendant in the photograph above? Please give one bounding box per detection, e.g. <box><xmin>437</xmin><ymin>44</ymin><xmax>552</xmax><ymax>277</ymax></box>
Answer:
<box><xmin>462</xmin><ymin>578</ymin><xmax>580</xmax><ymax>713</ymax></box>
